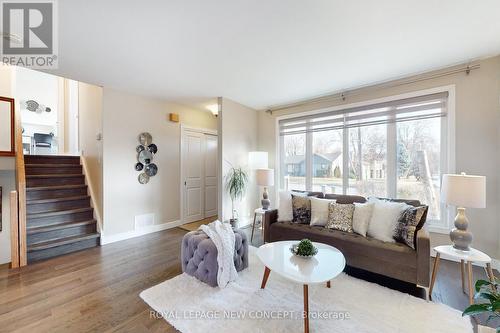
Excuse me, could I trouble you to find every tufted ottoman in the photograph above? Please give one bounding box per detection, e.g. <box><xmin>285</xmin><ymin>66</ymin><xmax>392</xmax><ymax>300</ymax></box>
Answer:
<box><xmin>181</xmin><ymin>229</ymin><xmax>249</xmax><ymax>287</ymax></box>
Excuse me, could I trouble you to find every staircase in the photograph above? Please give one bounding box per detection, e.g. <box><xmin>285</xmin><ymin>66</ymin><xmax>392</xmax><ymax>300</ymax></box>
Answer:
<box><xmin>24</xmin><ymin>155</ymin><xmax>100</xmax><ymax>263</ymax></box>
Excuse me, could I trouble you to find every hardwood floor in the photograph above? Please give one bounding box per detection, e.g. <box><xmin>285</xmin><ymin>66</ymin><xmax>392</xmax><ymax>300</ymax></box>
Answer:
<box><xmin>0</xmin><ymin>226</ymin><xmax>495</xmax><ymax>332</ymax></box>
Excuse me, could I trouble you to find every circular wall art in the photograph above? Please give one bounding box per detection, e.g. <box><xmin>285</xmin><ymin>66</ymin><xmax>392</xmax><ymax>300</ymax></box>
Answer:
<box><xmin>135</xmin><ymin>132</ymin><xmax>158</xmax><ymax>184</ymax></box>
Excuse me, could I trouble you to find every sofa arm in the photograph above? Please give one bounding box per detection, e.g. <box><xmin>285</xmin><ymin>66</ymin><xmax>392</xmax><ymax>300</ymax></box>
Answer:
<box><xmin>416</xmin><ymin>228</ymin><xmax>431</xmax><ymax>287</ymax></box>
<box><xmin>263</xmin><ymin>209</ymin><xmax>278</xmax><ymax>243</ymax></box>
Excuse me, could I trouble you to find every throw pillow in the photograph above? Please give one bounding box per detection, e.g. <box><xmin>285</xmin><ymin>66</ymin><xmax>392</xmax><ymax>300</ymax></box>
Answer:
<box><xmin>277</xmin><ymin>190</ymin><xmax>293</xmax><ymax>222</ymax></box>
<box><xmin>352</xmin><ymin>202</ymin><xmax>375</xmax><ymax>236</ymax></box>
<box><xmin>394</xmin><ymin>205</ymin><xmax>428</xmax><ymax>249</ymax></box>
<box><xmin>292</xmin><ymin>195</ymin><xmax>311</xmax><ymax>224</ymax></box>
<box><xmin>310</xmin><ymin>197</ymin><xmax>336</xmax><ymax>226</ymax></box>
<box><xmin>367</xmin><ymin>200</ymin><xmax>407</xmax><ymax>242</ymax></box>
<box><xmin>326</xmin><ymin>202</ymin><xmax>355</xmax><ymax>232</ymax></box>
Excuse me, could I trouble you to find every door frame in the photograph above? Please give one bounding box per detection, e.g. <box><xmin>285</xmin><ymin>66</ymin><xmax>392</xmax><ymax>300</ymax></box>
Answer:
<box><xmin>180</xmin><ymin>125</ymin><xmax>218</xmax><ymax>225</ymax></box>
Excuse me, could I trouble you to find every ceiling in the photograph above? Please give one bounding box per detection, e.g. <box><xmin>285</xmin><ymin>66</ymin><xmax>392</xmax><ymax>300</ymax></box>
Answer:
<box><xmin>52</xmin><ymin>0</ymin><xmax>500</xmax><ymax>110</ymax></box>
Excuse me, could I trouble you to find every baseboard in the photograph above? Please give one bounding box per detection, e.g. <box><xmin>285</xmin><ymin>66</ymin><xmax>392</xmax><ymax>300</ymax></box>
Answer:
<box><xmin>100</xmin><ymin>220</ymin><xmax>182</xmax><ymax>245</ymax></box>
<box><xmin>431</xmin><ymin>249</ymin><xmax>500</xmax><ymax>271</ymax></box>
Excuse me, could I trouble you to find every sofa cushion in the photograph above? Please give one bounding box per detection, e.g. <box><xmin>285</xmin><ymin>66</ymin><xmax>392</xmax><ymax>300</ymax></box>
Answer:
<box><xmin>269</xmin><ymin>221</ymin><xmax>417</xmax><ymax>267</ymax></box>
<box><xmin>292</xmin><ymin>194</ymin><xmax>311</xmax><ymax>224</ymax></box>
<box><xmin>277</xmin><ymin>190</ymin><xmax>293</xmax><ymax>222</ymax></box>
<box><xmin>310</xmin><ymin>197</ymin><xmax>336</xmax><ymax>226</ymax></box>
<box><xmin>324</xmin><ymin>194</ymin><xmax>367</xmax><ymax>204</ymax></box>
<box><xmin>367</xmin><ymin>199</ymin><xmax>407</xmax><ymax>243</ymax></box>
<box><xmin>394</xmin><ymin>205</ymin><xmax>428</xmax><ymax>249</ymax></box>
<box><xmin>326</xmin><ymin>202</ymin><xmax>355</xmax><ymax>232</ymax></box>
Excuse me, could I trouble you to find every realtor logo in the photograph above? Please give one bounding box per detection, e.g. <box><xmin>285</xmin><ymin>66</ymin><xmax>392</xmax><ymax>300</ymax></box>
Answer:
<box><xmin>1</xmin><ymin>0</ymin><xmax>58</xmax><ymax>68</ymax></box>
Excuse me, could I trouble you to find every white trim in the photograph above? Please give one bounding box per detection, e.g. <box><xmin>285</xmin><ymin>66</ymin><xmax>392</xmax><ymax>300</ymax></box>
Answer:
<box><xmin>100</xmin><ymin>220</ymin><xmax>182</xmax><ymax>245</ymax></box>
<box><xmin>275</xmin><ymin>85</ymin><xmax>456</xmax><ymax>231</ymax></box>
<box><xmin>80</xmin><ymin>155</ymin><xmax>103</xmax><ymax>233</ymax></box>
<box><xmin>182</xmin><ymin>125</ymin><xmax>217</xmax><ymax>136</ymax></box>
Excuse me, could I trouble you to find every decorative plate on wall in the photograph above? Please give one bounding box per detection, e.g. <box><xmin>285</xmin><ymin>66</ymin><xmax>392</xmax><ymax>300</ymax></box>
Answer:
<box><xmin>135</xmin><ymin>132</ymin><xmax>158</xmax><ymax>184</ymax></box>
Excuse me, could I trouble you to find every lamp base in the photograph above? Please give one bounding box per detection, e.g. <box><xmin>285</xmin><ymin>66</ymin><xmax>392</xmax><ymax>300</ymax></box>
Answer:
<box><xmin>261</xmin><ymin>187</ymin><xmax>271</xmax><ymax>210</ymax></box>
<box><xmin>450</xmin><ymin>207</ymin><xmax>472</xmax><ymax>251</ymax></box>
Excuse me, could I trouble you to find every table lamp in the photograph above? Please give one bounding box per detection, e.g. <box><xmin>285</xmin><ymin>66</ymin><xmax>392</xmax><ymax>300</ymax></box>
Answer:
<box><xmin>256</xmin><ymin>168</ymin><xmax>274</xmax><ymax>210</ymax></box>
<box><xmin>441</xmin><ymin>172</ymin><xmax>486</xmax><ymax>251</ymax></box>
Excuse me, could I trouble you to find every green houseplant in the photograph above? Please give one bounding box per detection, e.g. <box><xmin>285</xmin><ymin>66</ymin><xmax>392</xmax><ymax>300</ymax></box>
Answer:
<box><xmin>225</xmin><ymin>166</ymin><xmax>248</xmax><ymax>224</ymax></box>
<box><xmin>463</xmin><ymin>278</ymin><xmax>500</xmax><ymax>332</ymax></box>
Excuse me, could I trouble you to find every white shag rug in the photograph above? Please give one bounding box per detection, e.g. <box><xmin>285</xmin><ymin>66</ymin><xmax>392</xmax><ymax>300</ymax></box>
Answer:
<box><xmin>140</xmin><ymin>247</ymin><xmax>472</xmax><ymax>333</ymax></box>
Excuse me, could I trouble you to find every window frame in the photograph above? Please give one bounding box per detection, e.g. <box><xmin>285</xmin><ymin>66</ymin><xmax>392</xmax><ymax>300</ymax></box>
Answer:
<box><xmin>275</xmin><ymin>85</ymin><xmax>456</xmax><ymax>233</ymax></box>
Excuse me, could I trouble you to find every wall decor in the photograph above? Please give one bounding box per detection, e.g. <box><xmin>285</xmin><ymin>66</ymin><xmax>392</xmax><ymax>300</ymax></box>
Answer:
<box><xmin>22</xmin><ymin>99</ymin><xmax>52</xmax><ymax>113</ymax></box>
<box><xmin>136</xmin><ymin>132</ymin><xmax>158</xmax><ymax>184</ymax></box>
<box><xmin>0</xmin><ymin>97</ymin><xmax>15</xmax><ymax>156</ymax></box>
<box><xmin>0</xmin><ymin>186</ymin><xmax>2</xmax><ymax>232</ymax></box>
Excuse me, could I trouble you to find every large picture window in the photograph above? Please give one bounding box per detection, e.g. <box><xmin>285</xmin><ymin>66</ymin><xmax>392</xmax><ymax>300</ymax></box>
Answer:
<box><xmin>279</xmin><ymin>91</ymin><xmax>450</xmax><ymax>228</ymax></box>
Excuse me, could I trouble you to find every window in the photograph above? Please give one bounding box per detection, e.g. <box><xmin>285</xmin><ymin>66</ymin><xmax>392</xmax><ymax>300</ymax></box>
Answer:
<box><xmin>279</xmin><ymin>91</ymin><xmax>450</xmax><ymax>228</ymax></box>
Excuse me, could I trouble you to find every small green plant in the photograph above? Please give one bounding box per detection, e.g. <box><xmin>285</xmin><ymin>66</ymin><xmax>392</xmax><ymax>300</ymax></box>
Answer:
<box><xmin>296</xmin><ymin>239</ymin><xmax>317</xmax><ymax>256</ymax></box>
<box><xmin>225</xmin><ymin>166</ymin><xmax>248</xmax><ymax>222</ymax></box>
<box><xmin>463</xmin><ymin>278</ymin><xmax>500</xmax><ymax>331</ymax></box>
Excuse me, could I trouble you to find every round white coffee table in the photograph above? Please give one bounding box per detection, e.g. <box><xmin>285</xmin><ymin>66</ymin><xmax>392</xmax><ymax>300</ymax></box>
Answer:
<box><xmin>257</xmin><ymin>241</ymin><xmax>346</xmax><ymax>333</ymax></box>
<box><xmin>430</xmin><ymin>245</ymin><xmax>495</xmax><ymax>305</ymax></box>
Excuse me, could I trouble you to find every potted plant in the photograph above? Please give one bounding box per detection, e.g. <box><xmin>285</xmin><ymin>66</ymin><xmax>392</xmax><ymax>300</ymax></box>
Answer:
<box><xmin>225</xmin><ymin>166</ymin><xmax>248</xmax><ymax>226</ymax></box>
<box><xmin>463</xmin><ymin>278</ymin><xmax>500</xmax><ymax>332</ymax></box>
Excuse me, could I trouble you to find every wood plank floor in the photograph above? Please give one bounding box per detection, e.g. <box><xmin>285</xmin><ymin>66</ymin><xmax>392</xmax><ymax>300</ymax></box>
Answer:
<box><xmin>0</xmin><ymin>225</ymin><xmax>495</xmax><ymax>332</ymax></box>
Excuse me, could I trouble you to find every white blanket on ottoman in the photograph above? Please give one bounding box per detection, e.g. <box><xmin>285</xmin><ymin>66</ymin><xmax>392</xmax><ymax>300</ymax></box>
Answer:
<box><xmin>200</xmin><ymin>220</ymin><xmax>238</xmax><ymax>288</ymax></box>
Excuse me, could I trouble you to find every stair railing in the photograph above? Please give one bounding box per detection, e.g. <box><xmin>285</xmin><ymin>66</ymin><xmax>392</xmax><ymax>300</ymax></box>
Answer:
<box><xmin>14</xmin><ymin>101</ymin><xmax>27</xmax><ymax>266</ymax></box>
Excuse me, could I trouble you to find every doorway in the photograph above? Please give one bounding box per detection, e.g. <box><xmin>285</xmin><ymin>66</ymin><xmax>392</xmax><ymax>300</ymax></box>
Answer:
<box><xmin>181</xmin><ymin>127</ymin><xmax>218</xmax><ymax>225</ymax></box>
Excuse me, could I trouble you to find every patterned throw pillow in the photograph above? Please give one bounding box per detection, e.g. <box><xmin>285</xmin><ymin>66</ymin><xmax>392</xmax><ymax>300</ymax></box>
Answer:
<box><xmin>393</xmin><ymin>205</ymin><xmax>428</xmax><ymax>249</ymax></box>
<box><xmin>292</xmin><ymin>195</ymin><xmax>311</xmax><ymax>224</ymax></box>
<box><xmin>326</xmin><ymin>203</ymin><xmax>355</xmax><ymax>232</ymax></box>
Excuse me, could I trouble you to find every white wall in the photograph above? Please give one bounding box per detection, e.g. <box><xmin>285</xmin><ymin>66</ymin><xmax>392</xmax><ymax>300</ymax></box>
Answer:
<box><xmin>258</xmin><ymin>56</ymin><xmax>500</xmax><ymax>259</ymax></box>
<box><xmin>79</xmin><ymin>82</ymin><xmax>104</xmax><ymax>221</ymax></box>
<box><xmin>219</xmin><ymin>98</ymin><xmax>258</xmax><ymax>225</ymax></box>
<box><xmin>102</xmin><ymin>88</ymin><xmax>217</xmax><ymax>241</ymax></box>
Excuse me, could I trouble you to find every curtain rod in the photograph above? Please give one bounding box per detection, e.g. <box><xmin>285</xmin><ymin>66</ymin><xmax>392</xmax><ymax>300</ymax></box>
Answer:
<box><xmin>265</xmin><ymin>63</ymin><xmax>480</xmax><ymax>114</ymax></box>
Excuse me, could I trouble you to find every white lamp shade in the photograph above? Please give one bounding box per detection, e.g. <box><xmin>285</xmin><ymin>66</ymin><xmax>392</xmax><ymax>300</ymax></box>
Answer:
<box><xmin>441</xmin><ymin>173</ymin><xmax>486</xmax><ymax>208</ymax></box>
<box><xmin>248</xmin><ymin>151</ymin><xmax>268</xmax><ymax>169</ymax></box>
<box><xmin>256</xmin><ymin>168</ymin><xmax>274</xmax><ymax>186</ymax></box>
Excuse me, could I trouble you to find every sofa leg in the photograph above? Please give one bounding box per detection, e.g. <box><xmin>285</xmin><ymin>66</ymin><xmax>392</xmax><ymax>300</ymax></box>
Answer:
<box><xmin>418</xmin><ymin>285</ymin><xmax>430</xmax><ymax>302</ymax></box>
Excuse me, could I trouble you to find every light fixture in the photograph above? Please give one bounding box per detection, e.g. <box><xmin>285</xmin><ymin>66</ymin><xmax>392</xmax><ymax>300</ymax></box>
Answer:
<box><xmin>207</xmin><ymin>104</ymin><xmax>219</xmax><ymax>117</ymax></box>
<box><xmin>441</xmin><ymin>172</ymin><xmax>486</xmax><ymax>251</ymax></box>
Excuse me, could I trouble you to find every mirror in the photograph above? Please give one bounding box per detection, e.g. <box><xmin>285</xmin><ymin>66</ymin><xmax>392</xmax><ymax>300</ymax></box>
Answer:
<box><xmin>0</xmin><ymin>97</ymin><xmax>15</xmax><ymax>156</ymax></box>
<box><xmin>138</xmin><ymin>149</ymin><xmax>153</xmax><ymax>165</ymax></box>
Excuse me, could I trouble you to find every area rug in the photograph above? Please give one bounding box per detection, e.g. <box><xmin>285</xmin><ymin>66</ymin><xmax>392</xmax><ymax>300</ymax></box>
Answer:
<box><xmin>140</xmin><ymin>247</ymin><xmax>472</xmax><ymax>333</ymax></box>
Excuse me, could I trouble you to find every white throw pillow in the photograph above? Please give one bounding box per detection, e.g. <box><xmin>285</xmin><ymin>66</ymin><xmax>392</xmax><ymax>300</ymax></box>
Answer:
<box><xmin>367</xmin><ymin>200</ymin><xmax>407</xmax><ymax>242</ymax></box>
<box><xmin>310</xmin><ymin>197</ymin><xmax>336</xmax><ymax>226</ymax></box>
<box><xmin>352</xmin><ymin>202</ymin><xmax>375</xmax><ymax>236</ymax></box>
<box><xmin>277</xmin><ymin>190</ymin><xmax>293</xmax><ymax>222</ymax></box>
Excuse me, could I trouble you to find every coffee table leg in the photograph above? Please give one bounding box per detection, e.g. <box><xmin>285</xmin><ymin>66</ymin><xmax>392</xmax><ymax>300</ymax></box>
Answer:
<box><xmin>303</xmin><ymin>284</ymin><xmax>309</xmax><ymax>333</ymax></box>
<box><xmin>326</xmin><ymin>281</ymin><xmax>331</xmax><ymax>288</ymax></box>
<box><xmin>429</xmin><ymin>252</ymin><xmax>440</xmax><ymax>301</ymax></box>
<box><xmin>260</xmin><ymin>266</ymin><xmax>271</xmax><ymax>289</ymax></box>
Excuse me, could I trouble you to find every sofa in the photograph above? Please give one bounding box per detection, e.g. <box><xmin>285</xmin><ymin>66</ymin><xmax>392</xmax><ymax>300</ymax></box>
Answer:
<box><xmin>263</xmin><ymin>193</ymin><xmax>430</xmax><ymax>287</ymax></box>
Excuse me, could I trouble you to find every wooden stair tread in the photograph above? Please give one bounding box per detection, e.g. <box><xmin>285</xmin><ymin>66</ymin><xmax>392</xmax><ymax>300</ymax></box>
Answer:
<box><xmin>25</xmin><ymin>155</ymin><xmax>80</xmax><ymax>159</ymax></box>
<box><xmin>27</xmin><ymin>233</ymin><xmax>100</xmax><ymax>251</ymax></box>
<box><xmin>27</xmin><ymin>220</ymin><xmax>97</xmax><ymax>234</ymax></box>
<box><xmin>26</xmin><ymin>174</ymin><xmax>84</xmax><ymax>178</ymax></box>
<box><xmin>27</xmin><ymin>207</ymin><xmax>93</xmax><ymax>219</ymax></box>
<box><xmin>27</xmin><ymin>184</ymin><xmax>87</xmax><ymax>191</ymax></box>
<box><xmin>25</xmin><ymin>163</ymin><xmax>82</xmax><ymax>167</ymax></box>
<box><xmin>27</xmin><ymin>195</ymin><xmax>90</xmax><ymax>204</ymax></box>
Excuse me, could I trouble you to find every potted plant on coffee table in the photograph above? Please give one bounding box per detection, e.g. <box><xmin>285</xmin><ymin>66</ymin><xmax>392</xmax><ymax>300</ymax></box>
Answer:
<box><xmin>225</xmin><ymin>165</ymin><xmax>248</xmax><ymax>227</ymax></box>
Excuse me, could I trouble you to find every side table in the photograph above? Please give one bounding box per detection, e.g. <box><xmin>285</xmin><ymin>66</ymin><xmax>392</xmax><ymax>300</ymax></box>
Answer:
<box><xmin>251</xmin><ymin>208</ymin><xmax>268</xmax><ymax>242</ymax></box>
<box><xmin>430</xmin><ymin>245</ymin><xmax>495</xmax><ymax>305</ymax></box>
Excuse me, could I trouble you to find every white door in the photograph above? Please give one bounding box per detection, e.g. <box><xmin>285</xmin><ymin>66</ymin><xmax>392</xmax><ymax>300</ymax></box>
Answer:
<box><xmin>183</xmin><ymin>131</ymin><xmax>205</xmax><ymax>223</ymax></box>
<box><xmin>204</xmin><ymin>134</ymin><xmax>218</xmax><ymax>217</ymax></box>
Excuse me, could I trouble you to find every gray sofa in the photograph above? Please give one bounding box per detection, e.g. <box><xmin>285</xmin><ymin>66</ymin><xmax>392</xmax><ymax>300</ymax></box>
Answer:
<box><xmin>263</xmin><ymin>193</ymin><xmax>430</xmax><ymax>287</ymax></box>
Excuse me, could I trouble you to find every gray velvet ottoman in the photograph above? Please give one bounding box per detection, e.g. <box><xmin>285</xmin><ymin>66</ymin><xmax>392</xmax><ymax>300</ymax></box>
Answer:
<box><xmin>181</xmin><ymin>229</ymin><xmax>248</xmax><ymax>287</ymax></box>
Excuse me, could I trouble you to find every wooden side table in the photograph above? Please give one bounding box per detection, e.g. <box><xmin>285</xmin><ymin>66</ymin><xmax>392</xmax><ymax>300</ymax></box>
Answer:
<box><xmin>251</xmin><ymin>208</ymin><xmax>267</xmax><ymax>242</ymax></box>
<box><xmin>430</xmin><ymin>245</ymin><xmax>495</xmax><ymax>305</ymax></box>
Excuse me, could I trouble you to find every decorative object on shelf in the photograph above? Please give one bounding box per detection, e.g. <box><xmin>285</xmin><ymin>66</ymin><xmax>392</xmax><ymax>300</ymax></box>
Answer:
<box><xmin>225</xmin><ymin>165</ymin><xmax>248</xmax><ymax>225</ymax></box>
<box><xmin>135</xmin><ymin>132</ymin><xmax>158</xmax><ymax>184</ymax></box>
<box><xmin>290</xmin><ymin>239</ymin><xmax>318</xmax><ymax>258</ymax></box>
<box><xmin>256</xmin><ymin>168</ymin><xmax>274</xmax><ymax>210</ymax></box>
<box><xmin>169</xmin><ymin>113</ymin><xmax>179</xmax><ymax>122</ymax></box>
<box><xmin>441</xmin><ymin>172</ymin><xmax>486</xmax><ymax>251</ymax></box>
